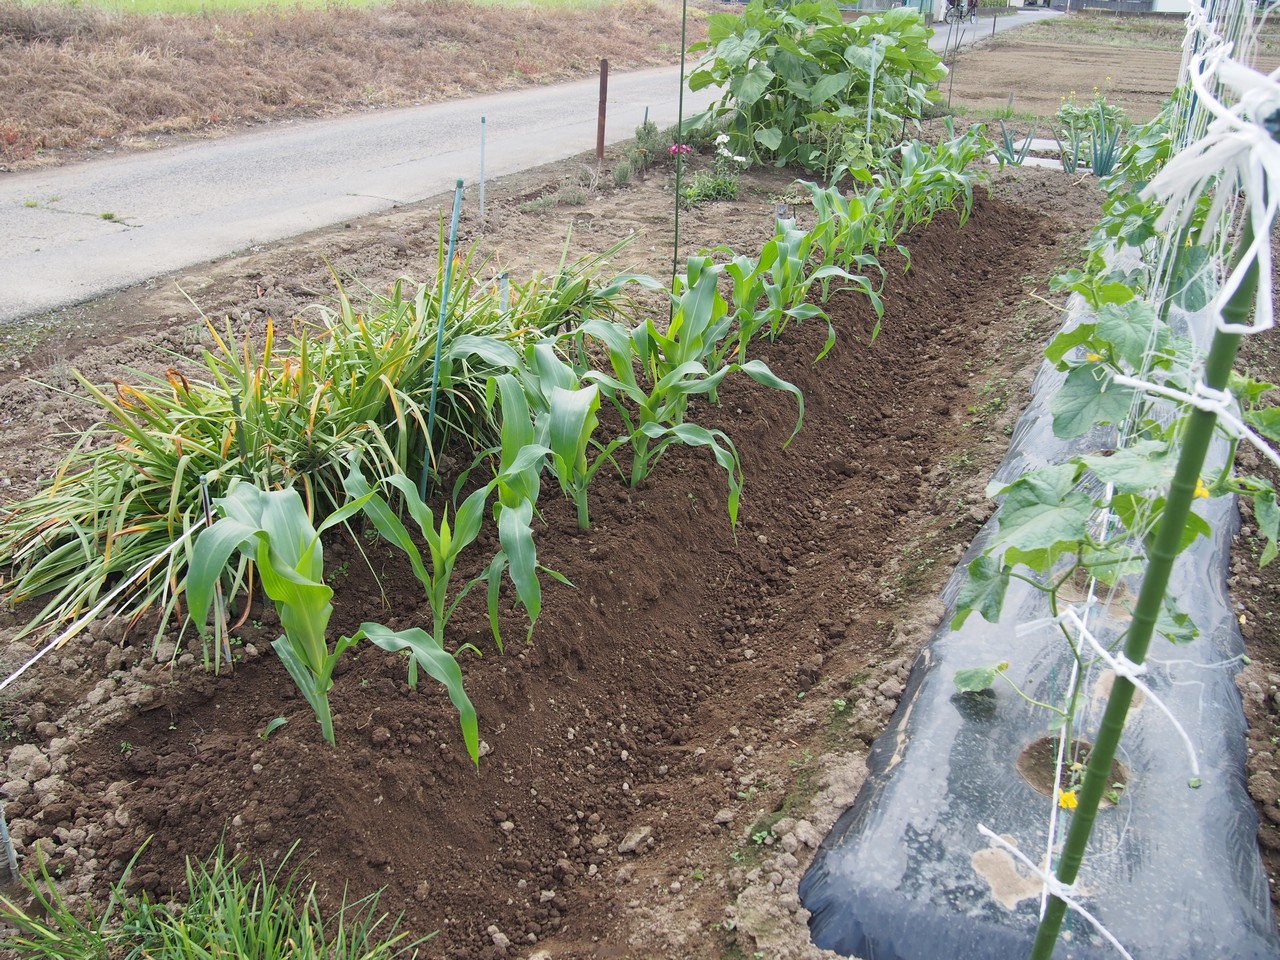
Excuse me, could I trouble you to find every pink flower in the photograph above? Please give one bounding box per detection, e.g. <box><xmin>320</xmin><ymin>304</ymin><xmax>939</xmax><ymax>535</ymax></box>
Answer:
<box><xmin>669</xmin><ymin>143</ymin><xmax>693</xmax><ymax>155</ymax></box>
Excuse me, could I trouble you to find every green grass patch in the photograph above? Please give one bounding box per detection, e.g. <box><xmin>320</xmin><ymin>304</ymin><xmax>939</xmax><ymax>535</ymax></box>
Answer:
<box><xmin>0</xmin><ymin>842</ymin><xmax>431</xmax><ymax>959</ymax></box>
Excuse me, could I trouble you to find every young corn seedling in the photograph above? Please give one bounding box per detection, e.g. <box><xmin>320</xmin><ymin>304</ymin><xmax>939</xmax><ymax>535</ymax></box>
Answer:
<box><xmin>576</xmin><ymin>316</ymin><xmax>732</xmax><ymax>488</ymax></box>
<box><xmin>483</xmin><ymin>372</ymin><xmax>547</xmax><ymax>645</ymax></box>
<box><xmin>187</xmin><ymin>482</ymin><xmax>479</xmax><ymax>761</ymax></box>
<box><xmin>575</xmin><ymin>313</ymin><xmax>804</xmax><ymax>523</ymax></box>
<box><xmin>345</xmin><ymin>449</ymin><xmax>555</xmax><ymax>660</ymax></box>
<box><xmin>505</xmin><ymin>343</ymin><xmax>626</xmax><ymax>530</ymax></box>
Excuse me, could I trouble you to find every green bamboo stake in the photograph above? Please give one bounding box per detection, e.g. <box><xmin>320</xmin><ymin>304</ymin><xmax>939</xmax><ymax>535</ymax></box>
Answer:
<box><xmin>1028</xmin><ymin>218</ymin><xmax>1260</xmax><ymax>959</ymax></box>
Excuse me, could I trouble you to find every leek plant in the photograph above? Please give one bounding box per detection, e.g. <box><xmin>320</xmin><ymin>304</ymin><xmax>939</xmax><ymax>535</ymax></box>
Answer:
<box><xmin>995</xmin><ymin>120</ymin><xmax>1036</xmax><ymax>167</ymax></box>
<box><xmin>1089</xmin><ymin>99</ymin><xmax>1125</xmax><ymax>177</ymax></box>
<box><xmin>187</xmin><ymin>482</ymin><xmax>479</xmax><ymax>761</ymax></box>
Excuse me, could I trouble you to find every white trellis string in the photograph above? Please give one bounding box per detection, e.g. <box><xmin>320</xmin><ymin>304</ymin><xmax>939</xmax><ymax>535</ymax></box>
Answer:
<box><xmin>1110</xmin><ymin>373</ymin><xmax>1280</xmax><ymax>473</ymax></box>
<box><xmin>1142</xmin><ymin>47</ymin><xmax>1280</xmax><ymax>335</ymax></box>
<box><xmin>976</xmin><ymin>825</ymin><xmax>1136</xmax><ymax>960</ymax></box>
<box><xmin>1014</xmin><ymin>595</ymin><xmax>1100</xmax><ymax>640</ymax></box>
<box><xmin>0</xmin><ymin>522</ymin><xmax>204</xmax><ymax>696</ymax></box>
<box><xmin>1017</xmin><ymin>604</ymin><xmax>1202</xmax><ymax>780</ymax></box>
<box><xmin>1150</xmin><ymin>653</ymin><xmax>1250</xmax><ymax>672</ymax></box>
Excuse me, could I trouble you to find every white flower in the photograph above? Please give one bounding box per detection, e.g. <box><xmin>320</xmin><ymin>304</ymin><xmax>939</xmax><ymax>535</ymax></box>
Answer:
<box><xmin>1142</xmin><ymin>46</ymin><xmax>1280</xmax><ymax>333</ymax></box>
<box><xmin>715</xmin><ymin>133</ymin><xmax>730</xmax><ymax>145</ymax></box>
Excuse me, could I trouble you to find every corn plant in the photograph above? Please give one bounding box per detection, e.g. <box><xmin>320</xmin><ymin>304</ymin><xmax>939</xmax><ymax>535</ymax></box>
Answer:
<box><xmin>891</xmin><ymin>123</ymin><xmax>989</xmax><ymax>228</ymax></box>
<box><xmin>804</xmin><ymin>180</ymin><xmax>901</xmax><ymax>271</ymax></box>
<box><xmin>481</xmin><ymin>374</ymin><xmax>552</xmax><ymax>649</ymax></box>
<box><xmin>502</xmin><ymin>344</ymin><xmax>627</xmax><ymax>530</ymax></box>
<box><xmin>187</xmin><ymin>482</ymin><xmax>479</xmax><ymax>761</ymax></box>
<box><xmin>575</xmin><ymin>310</ymin><xmax>803</xmax><ymax>522</ymax></box>
<box><xmin>342</xmin><ymin>462</ymin><xmax>488</xmax><ymax>648</ymax></box>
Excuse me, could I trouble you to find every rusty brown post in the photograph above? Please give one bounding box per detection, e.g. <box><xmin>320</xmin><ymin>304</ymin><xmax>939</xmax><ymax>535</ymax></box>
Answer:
<box><xmin>596</xmin><ymin>59</ymin><xmax>609</xmax><ymax>160</ymax></box>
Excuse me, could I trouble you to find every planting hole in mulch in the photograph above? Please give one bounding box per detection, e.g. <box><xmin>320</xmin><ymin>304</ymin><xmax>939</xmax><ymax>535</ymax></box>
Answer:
<box><xmin>1016</xmin><ymin>735</ymin><xmax>1129</xmax><ymax>808</ymax></box>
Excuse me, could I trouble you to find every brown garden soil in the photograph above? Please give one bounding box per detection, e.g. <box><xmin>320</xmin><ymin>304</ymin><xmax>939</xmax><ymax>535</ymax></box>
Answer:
<box><xmin>3</xmin><ymin>15</ymin><xmax>1280</xmax><ymax>960</ymax></box>
<box><xmin>943</xmin><ymin>11</ymin><xmax>1280</xmax><ymax>122</ymax></box>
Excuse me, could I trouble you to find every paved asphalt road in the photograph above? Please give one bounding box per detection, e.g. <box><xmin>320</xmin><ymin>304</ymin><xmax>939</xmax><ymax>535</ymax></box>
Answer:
<box><xmin>0</xmin><ymin>8</ymin><xmax>1059</xmax><ymax>325</ymax></box>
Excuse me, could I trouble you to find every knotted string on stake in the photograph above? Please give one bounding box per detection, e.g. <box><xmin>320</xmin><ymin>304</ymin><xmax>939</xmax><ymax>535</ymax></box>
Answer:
<box><xmin>1020</xmin><ymin>604</ymin><xmax>1203</xmax><ymax>783</ymax></box>
<box><xmin>1143</xmin><ymin>49</ymin><xmax>1280</xmax><ymax>336</ymax></box>
<box><xmin>976</xmin><ymin>826</ymin><xmax>1136</xmax><ymax>960</ymax></box>
<box><xmin>1057</xmin><ymin>607</ymin><xmax>1202</xmax><ymax>784</ymax></box>
<box><xmin>1111</xmin><ymin>373</ymin><xmax>1280</xmax><ymax>472</ymax></box>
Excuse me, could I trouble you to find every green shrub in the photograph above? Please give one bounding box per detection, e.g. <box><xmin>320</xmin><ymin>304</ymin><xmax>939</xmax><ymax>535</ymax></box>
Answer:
<box><xmin>687</xmin><ymin>0</ymin><xmax>946</xmax><ymax>173</ymax></box>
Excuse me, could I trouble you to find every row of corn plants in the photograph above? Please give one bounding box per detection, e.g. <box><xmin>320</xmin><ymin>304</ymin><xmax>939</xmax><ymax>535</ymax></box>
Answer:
<box><xmin>0</xmin><ymin>135</ymin><xmax>991</xmax><ymax>758</ymax></box>
<box><xmin>951</xmin><ymin>48</ymin><xmax>1280</xmax><ymax>954</ymax></box>
<box><xmin>0</xmin><ymin>1</ymin><xmax>992</xmax><ymax>762</ymax></box>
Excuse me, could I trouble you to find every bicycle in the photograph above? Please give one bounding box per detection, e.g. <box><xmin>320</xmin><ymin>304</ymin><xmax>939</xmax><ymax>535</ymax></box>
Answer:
<box><xmin>944</xmin><ymin>0</ymin><xmax>977</xmax><ymax>24</ymax></box>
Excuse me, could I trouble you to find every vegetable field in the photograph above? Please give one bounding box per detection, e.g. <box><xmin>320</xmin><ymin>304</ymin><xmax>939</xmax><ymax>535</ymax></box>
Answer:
<box><xmin>3</xmin><ymin>7</ymin><xmax>1280</xmax><ymax>960</ymax></box>
<box><xmin>0</xmin><ymin>155</ymin><xmax>1102</xmax><ymax>957</ymax></box>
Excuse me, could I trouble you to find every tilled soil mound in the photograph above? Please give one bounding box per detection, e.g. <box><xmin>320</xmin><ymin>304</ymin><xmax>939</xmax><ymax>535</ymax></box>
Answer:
<box><xmin>0</xmin><ymin>174</ymin><xmax>1104</xmax><ymax>959</ymax></box>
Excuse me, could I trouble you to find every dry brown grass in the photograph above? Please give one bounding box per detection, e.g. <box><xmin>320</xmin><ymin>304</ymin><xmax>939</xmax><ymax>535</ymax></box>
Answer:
<box><xmin>0</xmin><ymin>0</ymin><xmax>705</xmax><ymax>165</ymax></box>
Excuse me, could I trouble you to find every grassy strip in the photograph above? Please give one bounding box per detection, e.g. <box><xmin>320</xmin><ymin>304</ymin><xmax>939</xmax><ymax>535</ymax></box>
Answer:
<box><xmin>0</xmin><ymin>842</ymin><xmax>431</xmax><ymax>959</ymax></box>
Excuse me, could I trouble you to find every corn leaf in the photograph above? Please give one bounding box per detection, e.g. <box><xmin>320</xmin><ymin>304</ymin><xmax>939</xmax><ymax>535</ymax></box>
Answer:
<box><xmin>355</xmin><ymin>622</ymin><xmax>480</xmax><ymax>767</ymax></box>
